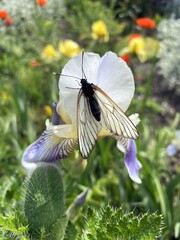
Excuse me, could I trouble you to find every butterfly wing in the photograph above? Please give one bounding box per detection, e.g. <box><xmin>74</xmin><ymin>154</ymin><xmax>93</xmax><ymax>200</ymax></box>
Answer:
<box><xmin>93</xmin><ymin>85</ymin><xmax>139</xmax><ymax>140</ymax></box>
<box><xmin>77</xmin><ymin>89</ymin><xmax>102</xmax><ymax>158</ymax></box>
<box><xmin>22</xmin><ymin>130</ymin><xmax>78</xmax><ymax>163</ymax></box>
<box><xmin>115</xmin><ymin>136</ymin><xmax>128</xmax><ymax>152</ymax></box>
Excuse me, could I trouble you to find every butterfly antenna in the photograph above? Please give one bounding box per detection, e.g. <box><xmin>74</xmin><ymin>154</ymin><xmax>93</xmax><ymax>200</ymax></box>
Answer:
<box><xmin>60</xmin><ymin>74</ymin><xmax>81</xmax><ymax>81</ymax></box>
<box><xmin>81</xmin><ymin>51</ymin><xmax>87</xmax><ymax>80</ymax></box>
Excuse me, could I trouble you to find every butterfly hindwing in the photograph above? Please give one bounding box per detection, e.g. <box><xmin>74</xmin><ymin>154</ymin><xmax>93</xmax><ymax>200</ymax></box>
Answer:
<box><xmin>77</xmin><ymin>89</ymin><xmax>101</xmax><ymax>158</ymax></box>
<box><xmin>92</xmin><ymin>85</ymin><xmax>139</xmax><ymax>140</ymax></box>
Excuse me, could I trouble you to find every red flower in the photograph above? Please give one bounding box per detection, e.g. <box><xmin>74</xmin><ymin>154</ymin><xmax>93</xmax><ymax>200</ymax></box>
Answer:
<box><xmin>130</xmin><ymin>33</ymin><xmax>141</xmax><ymax>40</ymax></box>
<box><xmin>136</xmin><ymin>18</ymin><xmax>155</xmax><ymax>29</ymax></box>
<box><xmin>5</xmin><ymin>17</ymin><xmax>13</xmax><ymax>26</ymax></box>
<box><xmin>0</xmin><ymin>10</ymin><xmax>8</xmax><ymax>19</ymax></box>
<box><xmin>120</xmin><ymin>55</ymin><xmax>130</xmax><ymax>64</ymax></box>
<box><xmin>31</xmin><ymin>61</ymin><xmax>41</xmax><ymax>67</ymax></box>
<box><xmin>36</xmin><ymin>0</ymin><xmax>47</xmax><ymax>6</ymax></box>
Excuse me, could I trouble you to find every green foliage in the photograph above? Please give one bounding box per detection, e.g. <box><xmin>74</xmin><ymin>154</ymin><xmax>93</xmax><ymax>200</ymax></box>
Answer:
<box><xmin>77</xmin><ymin>206</ymin><xmax>163</xmax><ymax>239</ymax></box>
<box><xmin>64</xmin><ymin>0</ymin><xmax>121</xmax><ymax>37</ymax></box>
<box><xmin>0</xmin><ymin>211</ymin><xmax>28</xmax><ymax>239</ymax></box>
<box><xmin>24</xmin><ymin>165</ymin><xmax>65</xmax><ymax>237</ymax></box>
<box><xmin>158</xmin><ymin>18</ymin><xmax>180</xmax><ymax>95</ymax></box>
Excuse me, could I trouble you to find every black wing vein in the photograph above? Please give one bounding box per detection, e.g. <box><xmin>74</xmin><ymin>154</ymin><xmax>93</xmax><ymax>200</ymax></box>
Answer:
<box><xmin>77</xmin><ymin>89</ymin><xmax>101</xmax><ymax>158</ymax></box>
<box><xmin>93</xmin><ymin>86</ymin><xmax>139</xmax><ymax>140</ymax></box>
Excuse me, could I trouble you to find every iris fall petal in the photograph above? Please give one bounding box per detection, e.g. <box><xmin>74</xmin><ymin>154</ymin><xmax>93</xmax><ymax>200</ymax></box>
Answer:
<box><xmin>124</xmin><ymin>139</ymin><xmax>142</xmax><ymax>184</ymax></box>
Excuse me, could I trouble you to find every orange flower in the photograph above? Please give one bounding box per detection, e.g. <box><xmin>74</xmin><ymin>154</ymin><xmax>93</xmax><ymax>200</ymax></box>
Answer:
<box><xmin>0</xmin><ymin>10</ymin><xmax>8</xmax><ymax>19</ymax></box>
<box><xmin>130</xmin><ymin>33</ymin><xmax>141</xmax><ymax>40</ymax></box>
<box><xmin>31</xmin><ymin>60</ymin><xmax>41</xmax><ymax>67</ymax></box>
<box><xmin>36</xmin><ymin>0</ymin><xmax>47</xmax><ymax>6</ymax></box>
<box><xmin>136</xmin><ymin>18</ymin><xmax>155</xmax><ymax>29</ymax></box>
<box><xmin>120</xmin><ymin>54</ymin><xmax>130</xmax><ymax>64</ymax></box>
<box><xmin>5</xmin><ymin>17</ymin><xmax>13</xmax><ymax>26</ymax></box>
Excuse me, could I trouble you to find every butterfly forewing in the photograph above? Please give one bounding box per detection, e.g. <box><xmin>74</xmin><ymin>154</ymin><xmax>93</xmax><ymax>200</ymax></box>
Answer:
<box><xmin>93</xmin><ymin>85</ymin><xmax>139</xmax><ymax>140</ymax></box>
<box><xmin>77</xmin><ymin>89</ymin><xmax>102</xmax><ymax>158</ymax></box>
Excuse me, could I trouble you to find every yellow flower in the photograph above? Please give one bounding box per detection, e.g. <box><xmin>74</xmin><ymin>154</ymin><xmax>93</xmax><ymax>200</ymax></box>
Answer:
<box><xmin>41</xmin><ymin>44</ymin><xmax>59</xmax><ymax>60</ymax></box>
<box><xmin>128</xmin><ymin>37</ymin><xmax>144</xmax><ymax>55</ymax></box>
<box><xmin>91</xmin><ymin>20</ymin><xmax>109</xmax><ymax>42</ymax></box>
<box><xmin>44</xmin><ymin>105</ymin><xmax>52</xmax><ymax>118</ymax></box>
<box><xmin>59</xmin><ymin>39</ymin><xmax>81</xmax><ymax>58</ymax></box>
<box><xmin>128</xmin><ymin>36</ymin><xmax>147</xmax><ymax>62</ymax></box>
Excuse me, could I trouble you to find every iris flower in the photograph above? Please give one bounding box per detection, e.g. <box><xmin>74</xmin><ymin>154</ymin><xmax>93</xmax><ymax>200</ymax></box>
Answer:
<box><xmin>22</xmin><ymin>52</ymin><xmax>142</xmax><ymax>183</ymax></box>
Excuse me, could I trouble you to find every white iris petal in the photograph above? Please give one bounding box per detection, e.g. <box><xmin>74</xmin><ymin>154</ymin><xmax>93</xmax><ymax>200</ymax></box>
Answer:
<box><xmin>58</xmin><ymin>52</ymin><xmax>100</xmax><ymax>123</ymax></box>
<box><xmin>58</xmin><ymin>51</ymin><xmax>135</xmax><ymax>124</ymax></box>
<box><xmin>97</xmin><ymin>52</ymin><xmax>134</xmax><ymax>111</ymax></box>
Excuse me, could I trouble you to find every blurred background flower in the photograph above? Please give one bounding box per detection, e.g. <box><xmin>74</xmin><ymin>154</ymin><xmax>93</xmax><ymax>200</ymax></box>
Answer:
<box><xmin>91</xmin><ymin>20</ymin><xmax>109</xmax><ymax>42</ymax></box>
<box><xmin>5</xmin><ymin>17</ymin><xmax>13</xmax><ymax>26</ymax></box>
<box><xmin>128</xmin><ymin>35</ymin><xmax>145</xmax><ymax>55</ymax></box>
<box><xmin>31</xmin><ymin>60</ymin><xmax>41</xmax><ymax>67</ymax></box>
<box><xmin>120</xmin><ymin>54</ymin><xmax>130</xmax><ymax>64</ymax></box>
<box><xmin>0</xmin><ymin>10</ymin><xmax>8</xmax><ymax>19</ymax></box>
<box><xmin>136</xmin><ymin>17</ymin><xmax>156</xmax><ymax>29</ymax></box>
<box><xmin>59</xmin><ymin>39</ymin><xmax>81</xmax><ymax>57</ymax></box>
<box><xmin>44</xmin><ymin>105</ymin><xmax>53</xmax><ymax>118</ymax></box>
<box><xmin>41</xmin><ymin>44</ymin><xmax>59</xmax><ymax>60</ymax></box>
<box><xmin>36</xmin><ymin>0</ymin><xmax>47</xmax><ymax>7</ymax></box>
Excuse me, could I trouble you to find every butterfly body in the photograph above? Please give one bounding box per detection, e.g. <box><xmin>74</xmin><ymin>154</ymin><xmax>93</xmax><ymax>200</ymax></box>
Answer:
<box><xmin>80</xmin><ymin>78</ymin><xmax>101</xmax><ymax>121</ymax></box>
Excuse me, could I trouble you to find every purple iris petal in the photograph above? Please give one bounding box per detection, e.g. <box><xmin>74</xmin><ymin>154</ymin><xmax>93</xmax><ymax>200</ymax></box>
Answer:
<box><xmin>22</xmin><ymin>131</ymin><xmax>63</xmax><ymax>164</ymax></box>
<box><xmin>52</xmin><ymin>102</ymin><xmax>60</xmax><ymax>125</ymax></box>
<box><xmin>52</xmin><ymin>102</ymin><xmax>65</xmax><ymax>125</ymax></box>
<box><xmin>124</xmin><ymin>139</ymin><xmax>142</xmax><ymax>184</ymax></box>
<box><xmin>75</xmin><ymin>188</ymin><xmax>89</xmax><ymax>206</ymax></box>
<box><xmin>166</xmin><ymin>144</ymin><xmax>177</xmax><ymax>156</ymax></box>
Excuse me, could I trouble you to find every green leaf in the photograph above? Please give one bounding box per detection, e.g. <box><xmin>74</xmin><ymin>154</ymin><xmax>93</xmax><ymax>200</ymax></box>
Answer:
<box><xmin>24</xmin><ymin>165</ymin><xmax>65</xmax><ymax>238</ymax></box>
<box><xmin>0</xmin><ymin>214</ymin><xmax>28</xmax><ymax>238</ymax></box>
<box><xmin>64</xmin><ymin>221</ymin><xmax>77</xmax><ymax>240</ymax></box>
<box><xmin>50</xmin><ymin>215</ymin><xmax>68</xmax><ymax>240</ymax></box>
<box><xmin>78</xmin><ymin>206</ymin><xmax>163</xmax><ymax>240</ymax></box>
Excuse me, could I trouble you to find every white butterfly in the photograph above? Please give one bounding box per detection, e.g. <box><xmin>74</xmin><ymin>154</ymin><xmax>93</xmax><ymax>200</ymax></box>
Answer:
<box><xmin>77</xmin><ymin>78</ymin><xmax>139</xmax><ymax>158</ymax></box>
